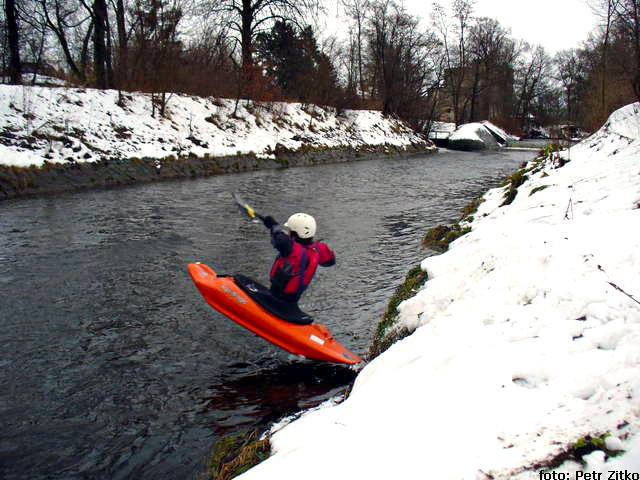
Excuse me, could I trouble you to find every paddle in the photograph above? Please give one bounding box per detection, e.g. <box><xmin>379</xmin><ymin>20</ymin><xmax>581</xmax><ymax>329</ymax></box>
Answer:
<box><xmin>232</xmin><ymin>192</ymin><xmax>264</xmax><ymax>222</ymax></box>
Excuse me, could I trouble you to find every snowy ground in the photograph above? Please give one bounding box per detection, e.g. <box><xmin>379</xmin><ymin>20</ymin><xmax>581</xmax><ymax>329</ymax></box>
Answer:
<box><xmin>237</xmin><ymin>103</ymin><xmax>640</xmax><ymax>479</ymax></box>
<box><xmin>0</xmin><ymin>83</ymin><xmax>427</xmax><ymax>168</ymax></box>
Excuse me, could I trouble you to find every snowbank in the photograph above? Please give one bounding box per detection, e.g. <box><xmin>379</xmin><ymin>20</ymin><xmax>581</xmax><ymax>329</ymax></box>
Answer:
<box><xmin>237</xmin><ymin>104</ymin><xmax>640</xmax><ymax>479</ymax></box>
<box><xmin>0</xmin><ymin>84</ymin><xmax>428</xmax><ymax>168</ymax></box>
<box><xmin>448</xmin><ymin>120</ymin><xmax>518</xmax><ymax>150</ymax></box>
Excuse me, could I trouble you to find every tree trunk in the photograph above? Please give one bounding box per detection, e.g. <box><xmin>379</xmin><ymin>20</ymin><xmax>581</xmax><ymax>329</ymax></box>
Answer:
<box><xmin>601</xmin><ymin>0</ymin><xmax>613</xmax><ymax>113</ymax></box>
<box><xmin>6</xmin><ymin>0</ymin><xmax>22</xmax><ymax>84</ymax></box>
<box><xmin>93</xmin><ymin>0</ymin><xmax>108</xmax><ymax>88</ymax></box>
<box><xmin>115</xmin><ymin>0</ymin><xmax>128</xmax><ymax>87</ymax></box>
<box><xmin>31</xmin><ymin>26</ymin><xmax>47</xmax><ymax>85</ymax></box>
<box><xmin>105</xmin><ymin>9</ymin><xmax>114</xmax><ymax>88</ymax></box>
<box><xmin>80</xmin><ymin>22</ymin><xmax>94</xmax><ymax>77</ymax></box>
<box><xmin>241</xmin><ymin>0</ymin><xmax>254</xmax><ymax>69</ymax></box>
<box><xmin>469</xmin><ymin>62</ymin><xmax>481</xmax><ymax>122</ymax></box>
<box><xmin>239</xmin><ymin>0</ymin><xmax>256</xmax><ymax>99</ymax></box>
<box><xmin>356</xmin><ymin>11</ymin><xmax>365</xmax><ymax>103</ymax></box>
<box><xmin>634</xmin><ymin>0</ymin><xmax>640</xmax><ymax>100</ymax></box>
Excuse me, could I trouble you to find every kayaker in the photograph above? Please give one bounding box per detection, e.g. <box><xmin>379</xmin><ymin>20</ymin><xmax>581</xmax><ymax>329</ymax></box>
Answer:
<box><xmin>261</xmin><ymin>213</ymin><xmax>335</xmax><ymax>304</ymax></box>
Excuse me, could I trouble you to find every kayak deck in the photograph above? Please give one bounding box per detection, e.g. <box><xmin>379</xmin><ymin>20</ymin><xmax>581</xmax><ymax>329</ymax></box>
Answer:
<box><xmin>188</xmin><ymin>263</ymin><xmax>362</xmax><ymax>365</ymax></box>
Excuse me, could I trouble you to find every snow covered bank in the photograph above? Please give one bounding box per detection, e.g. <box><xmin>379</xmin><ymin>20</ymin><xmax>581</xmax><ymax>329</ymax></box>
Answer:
<box><xmin>448</xmin><ymin>120</ymin><xmax>518</xmax><ymax>150</ymax></box>
<box><xmin>0</xmin><ymin>84</ymin><xmax>428</xmax><ymax>168</ymax></box>
<box><xmin>0</xmin><ymin>84</ymin><xmax>433</xmax><ymax>199</ymax></box>
<box><xmin>237</xmin><ymin>104</ymin><xmax>640</xmax><ymax>479</ymax></box>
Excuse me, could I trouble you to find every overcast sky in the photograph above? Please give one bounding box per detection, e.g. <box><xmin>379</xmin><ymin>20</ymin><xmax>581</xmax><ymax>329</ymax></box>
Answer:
<box><xmin>324</xmin><ymin>0</ymin><xmax>600</xmax><ymax>56</ymax></box>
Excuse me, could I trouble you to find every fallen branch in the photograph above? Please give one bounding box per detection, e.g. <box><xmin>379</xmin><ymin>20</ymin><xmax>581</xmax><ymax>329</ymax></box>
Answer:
<box><xmin>597</xmin><ymin>265</ymin><xmax>640</xmax><ymax>306</ymax></box>
<box><xmin>563</xmin><ymin>197</ymin><xmax>574</xmax><ymax>220</ymax></box>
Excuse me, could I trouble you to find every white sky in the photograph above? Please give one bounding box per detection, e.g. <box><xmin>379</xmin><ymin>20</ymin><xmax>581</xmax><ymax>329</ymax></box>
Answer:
<box><xmin>326</xmin><ymin>0</ymin><xmax>601</xmax><ymax>55</ymax></box>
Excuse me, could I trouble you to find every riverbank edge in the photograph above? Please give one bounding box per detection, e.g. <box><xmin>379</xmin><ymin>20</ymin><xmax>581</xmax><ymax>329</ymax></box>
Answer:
<box><xmin>368</xmin><ymin>158</ymin><xmax>536</xmax><ymax>358</ymax></box>
<box><xmin>0</xmin><ymin>141</ymin><xmax>435</xmax><ymax>201</ymax></box>
<box><xmin>367</xmin><ymin>146</ymin><xmax>565</xmax><ymax>358</ymax></box>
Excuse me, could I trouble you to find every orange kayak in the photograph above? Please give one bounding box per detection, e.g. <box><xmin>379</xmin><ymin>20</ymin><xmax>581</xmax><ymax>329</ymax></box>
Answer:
<box><xmin>187</xmin><ymin>263</ymin><xmax>362</xmax><ymax>365</ymax></box>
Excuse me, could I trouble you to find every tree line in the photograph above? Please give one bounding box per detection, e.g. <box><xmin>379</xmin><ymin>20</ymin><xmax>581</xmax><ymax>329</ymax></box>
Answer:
<box><xmin>2</xmin><ymin>0</ymin><xmax>639</xmax><ymax>133</ymax></box>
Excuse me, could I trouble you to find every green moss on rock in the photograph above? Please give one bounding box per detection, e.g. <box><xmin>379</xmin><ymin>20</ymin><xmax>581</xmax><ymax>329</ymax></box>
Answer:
<box><xmin>529</xmin><ymin>433</ymin><xmax>625</xmax><ymax>473</ymax></box>
<box><xmin>530</xmin><ymin>185</ymin><xmax>550</xmax><ymax>196</ymax></box>
<box><xmin>368</xmin><ymin>265</ymin><xmax>428</xmax><ymax>359</ymax></box>
<box><xmin>501</xmin><ymin>168</ymin><xmax>529</xmax><ymax>206</ymax></box>
<box><xmin>422</xmin><ymin>224</ymin><xmax>471</xmax><ymax>252</ymax></box>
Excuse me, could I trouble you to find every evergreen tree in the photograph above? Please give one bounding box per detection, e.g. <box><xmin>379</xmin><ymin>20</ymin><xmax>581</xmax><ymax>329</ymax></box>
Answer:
<box><xmin>256</xmin><ymin>21</ymin><xmax>339</xmax><ymax>104</ymax></box>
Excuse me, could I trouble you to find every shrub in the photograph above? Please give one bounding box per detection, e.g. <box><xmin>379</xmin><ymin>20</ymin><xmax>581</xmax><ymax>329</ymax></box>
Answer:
<box><xmin>540</xmin><ymin>142</ymin><xmax>562</xmax><ymax>157</ymax></box>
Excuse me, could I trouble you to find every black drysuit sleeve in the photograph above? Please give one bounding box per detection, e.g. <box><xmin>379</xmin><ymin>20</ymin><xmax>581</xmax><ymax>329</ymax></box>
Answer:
<box><xmin>269</xmin><ymin>224</ymin><xmax>292</xmax><ymax>257</ymax></box>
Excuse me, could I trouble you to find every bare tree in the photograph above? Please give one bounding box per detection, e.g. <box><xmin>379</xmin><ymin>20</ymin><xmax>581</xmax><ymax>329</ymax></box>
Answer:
<box><xmin>342</xmin><ymin>29</ymin><xmax>359</xmax><ymax>97</ymax></box>
<box><xmin>421</xmin><ymin>53</ymin><xmax>446</xmax><ymax>135</ymax></box>
<box><xmin>130</xmin><ymin>0</ymin><xmax>184</xmax><ymax>115</ymax></box>
<box><xmin>613</xmin><ymin>0</ymin><xmax>640</xmax><ymax>98</ymax></box>
<box><xmin>432</xmin><ymin>0</ymin><xmax>475</xmax><ymax>125</ymax></box>
<box><xmin>366</xmin><ymin>0</ymin><xmax>440</xmax><ymax>125</ymax></box>
<box><xmin>341</xmin><ymin>0</ymin><xmax>369</xmax><ymax>102</ymax></box>
<box><xmin>555</xmin><ymin>48</ymin><xmax>585</xmax><ymax>123</ymax></box>
<box><xmin>467</xmin><ymin>17</ymin><xmax>517</xmax><ymax>122</ymax></box>
<box><xmin>556</xmin><ymin>7</ymin><xmax>638</xmax><ymax>129</ymax></box>
<box><xmin>589</xmin><ymin>0</ymin><xmax>618</xmax><ymax>111</ymax></box>
<box><xmin>22</xmin><ymin>0</ymin><xmax>129</xmax><ymax>88</ymax></box>
<box><xmin>179</xmin><ymin>22</ymin><xmax>235</xmax><ymax>96</ymax></box>
<box><xmin>33</xmin><ymin>0</ymin><xmax>93</xmax><ymax>81</ymax></box>
<box><xmin>513</xmin><ymin>44</ymin><xmax>553</xmax><ymax>133</ymax></box>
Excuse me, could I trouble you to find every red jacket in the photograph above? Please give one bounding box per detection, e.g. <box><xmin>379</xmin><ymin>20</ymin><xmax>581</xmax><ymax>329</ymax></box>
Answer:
<box><xmin>269</xmin><ymin>226</ymin><xmax>335</xmax><ymax>302</ymax></box>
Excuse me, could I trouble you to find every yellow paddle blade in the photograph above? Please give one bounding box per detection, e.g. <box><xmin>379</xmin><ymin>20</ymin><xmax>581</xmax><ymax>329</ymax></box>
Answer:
<box><xmin>244</xmin><ymin>203</ymin><xmax>257</xmax><ymax>218</ymax></box>
<box><xmin>233</xmin><ymin>192</ymin><xmax>262</xmax><ymax>221</ymax></box>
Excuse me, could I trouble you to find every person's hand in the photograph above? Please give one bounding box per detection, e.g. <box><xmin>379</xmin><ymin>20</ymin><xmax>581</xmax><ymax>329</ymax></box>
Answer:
<box><xmin>262</xmin><ymin>216</ymin><xmax>277</xmax><ymax>229</ymax></box>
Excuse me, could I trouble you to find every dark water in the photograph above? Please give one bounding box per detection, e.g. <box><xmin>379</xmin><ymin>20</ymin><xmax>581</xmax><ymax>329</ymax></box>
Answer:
<box><xmin>0</xmin><ymin>148</ymin><xmax>536</xmax><ymax>479</ymax></box>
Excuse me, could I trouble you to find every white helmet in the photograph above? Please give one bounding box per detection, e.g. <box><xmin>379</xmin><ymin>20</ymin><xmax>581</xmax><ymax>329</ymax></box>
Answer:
<box><xmin>284</xmin><ymin>213</ymin><xmax>316</xmax><ymax>239</ymax></box>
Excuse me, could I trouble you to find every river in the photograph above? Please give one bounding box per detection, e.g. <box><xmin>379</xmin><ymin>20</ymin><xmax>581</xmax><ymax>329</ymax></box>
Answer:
<box><xmin>0</xmin><ymin>147</ymin><xmax>538</xmax><ymax>479</ymax></box>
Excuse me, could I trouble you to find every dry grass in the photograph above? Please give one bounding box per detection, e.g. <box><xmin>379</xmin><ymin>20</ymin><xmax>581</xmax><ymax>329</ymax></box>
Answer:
<box><xmin>208</xmin><ymin>429</ymin><xmax>271</xmax><ymax>480</ymax></box>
